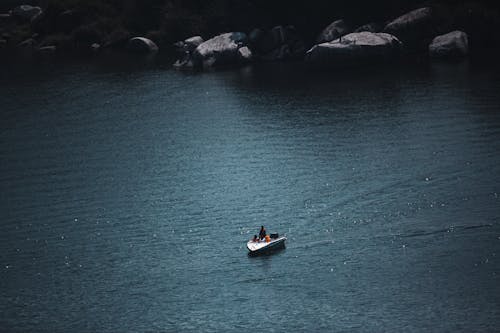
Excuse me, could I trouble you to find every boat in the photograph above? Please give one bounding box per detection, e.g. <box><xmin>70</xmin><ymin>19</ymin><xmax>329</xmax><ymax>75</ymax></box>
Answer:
<box><xmin>247</xmin><ymin>233</ymin><xmax>287</xmax><ymax>256</ymax></box>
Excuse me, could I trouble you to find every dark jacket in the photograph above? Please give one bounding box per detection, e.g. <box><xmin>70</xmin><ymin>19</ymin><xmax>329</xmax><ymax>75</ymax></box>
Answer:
<box><xmin>259</xmin><ymin>228</ymin><xmax>266</xmax><ymax>239</ymax></box>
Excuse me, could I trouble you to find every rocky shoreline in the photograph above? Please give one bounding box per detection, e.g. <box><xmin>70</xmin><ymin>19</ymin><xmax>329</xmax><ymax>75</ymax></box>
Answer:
<box><xmin>1</xmin><ymin>1</ymin><xmax>499</xmax><ymax>69</ymax></box>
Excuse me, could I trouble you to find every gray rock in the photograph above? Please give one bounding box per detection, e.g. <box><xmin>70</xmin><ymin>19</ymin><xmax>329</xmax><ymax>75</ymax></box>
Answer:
<box><xmin>384</xmin><ymin>7</ymin><xmax>434</xmax><ymax>48</ymax></box>
<box><xmin>429</xmin><ymin>30</ymin><xmax>468</xmax><ymax>58</ymax></box>
<box><xmin>306</xmin><ymin>32</ymin><xmax>401</xmax><ymax>66</ymax></box>
<box><xmin>385</xmin><ymin>7</ymin><xmax>431</xmax><ymax>31</ymax></box>
<box><xmin>127</xmin><ymin>37</ymin><xmax>158</xmax><ymax>53</ymax></box>
<box><xmin>37</xmin><ymin>45</ymin><xmax>56</xmax><ymax>55</ymax></box>
<box><xmin>173</xmin><ymin>40</ymin><xmax>184</xmax><ymax>49</ymax></box>
<box><xmin>184</xmin><ymin>36</ymin><xmax>203</xmax><ymax>51</ymax></box>
<box><xmin>175</xmin><ymin>36</ymin><xmax>204</xmax><ymax>54</ymax></box>
<box><xmin>316</xmin><ymin>19</ymin><xmax>351</xmax><ymax>43</ymax></box>
<box><xmin>17</xmin><ymin>38</ymin><xmax>35</xmax><ymax>49</ymax></box>
<box><xmin>237</xmin><ymin>46</ymin><xmax>252</xmax><ymax>62</ymax></box>
<box><xmin>11</xmin><ymin>5</ymin><xmax>41</xmax><ymax>22</ymax></box>
<box><xmin>91</xmin><ymin>43</ymin><xmax>100</xmax><ymax>52</ymax></box>
<box><xmin>192</xmin><ymin>32</ymin><xmax>247</xmax><ymax>68</ymax></box>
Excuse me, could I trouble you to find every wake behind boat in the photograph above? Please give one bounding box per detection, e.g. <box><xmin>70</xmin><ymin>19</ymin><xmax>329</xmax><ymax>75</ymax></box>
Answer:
<box><xmin>247</xmin><ymin>233</ymin><xmax>286</xmax><ymax>256</ymax></box>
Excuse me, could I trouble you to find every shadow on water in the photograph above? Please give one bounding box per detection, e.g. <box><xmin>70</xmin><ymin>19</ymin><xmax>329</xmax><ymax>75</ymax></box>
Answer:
<box><xmin>1</xmin><ymin>51</ymin><xmax>175</xmax><ymax>81</ymax></box>
<box><xmin>199</xmin><ymin>60</ymin><xmax>437</xmax><ymax>132</ymax></box>
<box><xmin>244</xmin><ymin>248</ymin><xmax>288</xmax><ymax>279</ymax></box>
<box><xmin>228</xmin><ymin>59</ymin><xmax>434</xmax><ymax>92</ymax></box>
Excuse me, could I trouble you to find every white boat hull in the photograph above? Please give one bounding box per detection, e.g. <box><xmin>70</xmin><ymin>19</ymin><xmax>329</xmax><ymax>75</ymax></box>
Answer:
<box><xmin>246</xmin><ymin>236</ymin><xmax>286</xmax><ymax>256</ymax></box>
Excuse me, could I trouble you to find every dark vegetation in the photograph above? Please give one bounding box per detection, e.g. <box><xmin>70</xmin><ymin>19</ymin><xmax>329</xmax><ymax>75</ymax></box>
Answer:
<box><xmin>1</xmin><ymin>0</ymin><xmax>499</xmax><ymax>58</ymax></box>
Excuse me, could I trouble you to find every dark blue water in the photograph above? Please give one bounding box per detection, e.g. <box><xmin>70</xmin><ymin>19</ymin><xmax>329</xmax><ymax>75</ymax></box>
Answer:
<box><xmin>1</xmin><ymin>59</ymin><xmax>500</xmax><ymax>332</ymax></box>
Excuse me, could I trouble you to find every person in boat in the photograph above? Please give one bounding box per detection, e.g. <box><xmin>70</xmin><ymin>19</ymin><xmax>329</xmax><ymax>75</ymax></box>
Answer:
<box><xmin>259</xmin><ymin>226</ymin><xmax>266</xmax><ymax>240</ymax></box>
<box><xmin>252</xmin><ymin>235</ymin><xmax>259</xmax><ymax>242</ymax></box>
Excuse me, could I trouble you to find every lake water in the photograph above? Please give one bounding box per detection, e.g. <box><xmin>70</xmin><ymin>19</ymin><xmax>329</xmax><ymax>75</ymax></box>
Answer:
<box><xmin>1</xmin><ymin>57</ymin><xmax>500</xmax><ymax>332</ymax></box>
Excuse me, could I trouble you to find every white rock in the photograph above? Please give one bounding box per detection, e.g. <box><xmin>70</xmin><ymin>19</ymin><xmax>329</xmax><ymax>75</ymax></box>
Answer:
<box><xmin>184</xmin><ymin>36</ymin><xmax>203</xmax><ymax>51</ymax></box>
<box><xmin>193</xmin><ymin>32</ymin><xmax>247</xmax><ymax>68</ymax></box>
<box><xmin>127</xmin><ymin>37</ymin><xmax>158</xmax><ymax>53</ymax></box>
<box><xmin>237</xmin><ymin>46</ymin><xmax>252</xmax><ymax>62</ymax></box>
<box><xmin>429</xmin><ymin>30</ymin><xmax>468</xmax><ymax>58</ymax></box>
<box><xmin>306</xmin><ymin>32</ymin><xmax>401</xmax><ymax>66</ymax></box>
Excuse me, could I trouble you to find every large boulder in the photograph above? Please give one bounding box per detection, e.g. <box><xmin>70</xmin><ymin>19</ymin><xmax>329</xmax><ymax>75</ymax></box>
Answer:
<box><xmin>384</xmin><ymin>7</ymin><xmax>432</xmax><ymax>34</ymax></box>
<box><xmin>192</xmin><ymin>32</ymin><xmax>247</xmax><ymax>68</ymax></box>
<box><xmin>127</xmin><ymin>37</ymin><xmax>158</xmax><ymax>53</ymax></box>
<box><xmin>384</xmin><ymin>7</ymin><xmax>435</xmax><ymax>50</ymax></box>
<box><xmin>316</xmin><ymin>19</ymin><xmax>351</xmax><ymax>43</ymax></box>
<box><xmin>429</xmin><ymin>31</ymin><xmax>468</xmax><ymax>58</ymax></box>
<box><xmin>306</xmin><ymin>32</ymin><xmax>401</xmax><ymax>66</ymax></box>
<box><xmin>11</xmin><ymin>4</ymin><xmax>41</xmax><ymax>22</ymax></box>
